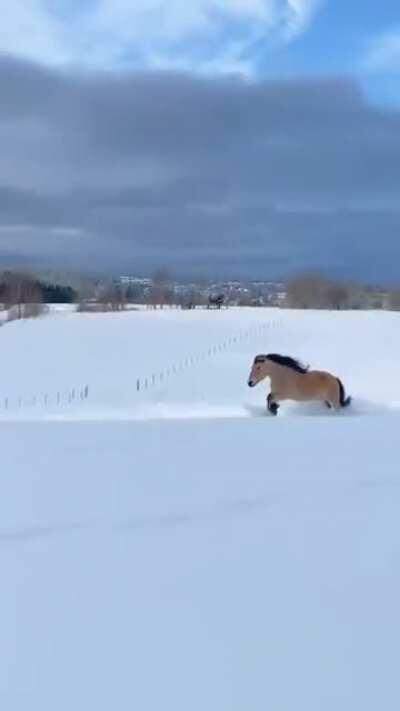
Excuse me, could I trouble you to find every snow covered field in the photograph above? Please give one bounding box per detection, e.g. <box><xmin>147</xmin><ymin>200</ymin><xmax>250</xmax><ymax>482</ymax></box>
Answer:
<box><xmin>1</xmin><ymin>307</ymin><xmax>400</xmax><ymax>710</ymax></box>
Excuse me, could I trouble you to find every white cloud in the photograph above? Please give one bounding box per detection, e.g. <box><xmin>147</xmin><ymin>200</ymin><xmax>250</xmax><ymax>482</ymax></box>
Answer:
<box><xmin>0</xmin><ymin>0</ymin><xmax>321</xmax><ymax>74</ymax></box>
<box><xmin>0</xmin><ymin>2</ymin><xmax>67</xmax><ymax>64</ymax></box>
<box><xmin>284</xmin><ymin>0</ymin><xmax>320</xmax><ymax>39</ymax></box>
<box><xmin>363</xmin><ymin>28</ymin><xmax>400</xmax><ymax>73</ymax></box>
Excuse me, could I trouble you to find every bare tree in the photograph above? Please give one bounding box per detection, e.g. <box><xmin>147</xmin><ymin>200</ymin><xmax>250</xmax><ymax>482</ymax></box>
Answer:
<box><xmin>237</xmin><ymin>292</ymin><xmax>253</xmax><ymax>307</ymax></box>
<box><xmin>285</xmin><ymin>273</ymin><xmax>350</xmax><ymax>310</ymax></box>
<box><xmin>103</xmin><ymin>283</ymin><xmax>126</xmax><ymax>311</ymax></box>
<box><xmin>388</xmin><ymin>288</ymin><xmax>400</xmax><ymax>311</ymax></box>
<box><xmin>178</xmin><ymin>288</ymin><xmax>206</xmax><ymax>309</ymax></box>
<box><xmin>0</xmin><ymin>271</ymin><xmax>44</xmax><ymax>320</ymax></box>
<box><xmin>323</xmin><ymin>282</ymin><xmax>350</xmax><ymax>310</ymax></box>
<box><xmin>77</xmin><ymin>280</ymin><xmax>126</xmax><ymax>312</ymax></box>
<box><xmin>149</xmin><ymin>270</ymin><xmax>173</xmax><ymax>308</ymax></box>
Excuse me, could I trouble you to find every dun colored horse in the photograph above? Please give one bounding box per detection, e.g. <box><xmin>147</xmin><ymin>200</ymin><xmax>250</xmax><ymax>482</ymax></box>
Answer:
<box><xmin>248</xmin><ymin>353</ymin><xmax>351</xmax><ymax>415</ymax></box>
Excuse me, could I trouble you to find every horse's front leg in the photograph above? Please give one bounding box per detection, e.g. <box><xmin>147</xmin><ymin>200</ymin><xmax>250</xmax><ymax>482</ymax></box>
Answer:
<box><xmin>267</xmin><ymin>392</ymin><xmax>279</xmax><ymax>416</ymax></box>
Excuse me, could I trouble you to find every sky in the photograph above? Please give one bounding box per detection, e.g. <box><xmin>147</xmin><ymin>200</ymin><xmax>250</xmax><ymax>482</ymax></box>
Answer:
<box><xmin>0</xmin><ymin>0</ymin><xmax>400</xmax><ymax>281</ymax></box>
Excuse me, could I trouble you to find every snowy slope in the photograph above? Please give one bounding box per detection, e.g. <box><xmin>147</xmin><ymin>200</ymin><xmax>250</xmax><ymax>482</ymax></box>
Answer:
<box><xmin>0</xmin><ymin>307</ymin><xmax>280</xmax><ymax>414</ymax></box>
<box><xmin>0</xmin><ymin>307</ymin><xmax>398</xmax><ymax>418</ymax></box>
<box><xmin>0</xmin><ymin>308</ymin><xmax>399</xmax><ymax>711</ymax></box>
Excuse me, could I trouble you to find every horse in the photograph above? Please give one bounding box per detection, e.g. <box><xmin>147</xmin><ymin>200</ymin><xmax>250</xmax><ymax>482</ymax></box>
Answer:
<box><xmin>247</xmin><ymin>353</ymin><xmax>351</xmax><ymax>415</ymax></box>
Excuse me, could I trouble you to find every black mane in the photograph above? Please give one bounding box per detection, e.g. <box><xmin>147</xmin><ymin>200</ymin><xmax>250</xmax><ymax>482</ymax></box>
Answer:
<box><xmin>266</xmin><ymin>353</ymin><xmax>309</xmax><ymax>374</ymax></box>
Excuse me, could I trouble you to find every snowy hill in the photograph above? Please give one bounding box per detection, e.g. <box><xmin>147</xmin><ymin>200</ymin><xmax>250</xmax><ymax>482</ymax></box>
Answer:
<box><xmin>1</xmin><ymin>307</ymin><xmax>399</xmax><ymax>710</ymax></box>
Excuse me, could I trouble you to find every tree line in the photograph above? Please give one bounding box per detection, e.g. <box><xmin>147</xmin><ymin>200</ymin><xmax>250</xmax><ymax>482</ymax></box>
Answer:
<box><xmin>284</xmin><ymin>273</ymin><xmax>400</xmax><ymax>310</ymax></box>
<box><xmin>0</xmin><ymin>271</ymin><xmax>77</xmax><ymax>320</ymax></box>
<box><xmin>1</xmin><ymin>269</ymin><xmax>400</xmax><ymax>319</ymax></box>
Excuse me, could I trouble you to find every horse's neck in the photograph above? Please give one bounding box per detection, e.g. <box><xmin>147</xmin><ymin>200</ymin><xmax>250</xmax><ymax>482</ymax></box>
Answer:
<box><xmin>268</xmin><ymin>362</ymin><xmax>284</xmax><ymax>383</ymax></box>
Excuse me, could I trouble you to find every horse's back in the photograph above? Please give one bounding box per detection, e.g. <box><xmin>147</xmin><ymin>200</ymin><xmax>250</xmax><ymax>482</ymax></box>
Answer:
<box><xmin>301</xmin><ymin>369</ymin><xmax>338</xmax><ymax>399</ymax></box>
<box><xmin>309</xmin><ymin>369</ymin><xmax>336</xmax><ymax>382</ymax></box>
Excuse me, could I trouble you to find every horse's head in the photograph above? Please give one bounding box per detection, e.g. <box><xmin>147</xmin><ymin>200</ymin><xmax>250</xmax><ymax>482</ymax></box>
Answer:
<box><xmin>248</xmin><ymin>355</ymin><xmax>270</xmax><ymax>387</ymax></box>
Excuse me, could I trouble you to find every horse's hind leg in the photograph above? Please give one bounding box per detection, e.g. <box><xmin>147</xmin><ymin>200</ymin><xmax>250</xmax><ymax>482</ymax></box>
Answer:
<box><xmin>325</xmin><ymin>401</ymin><xmax>332</xmax><ymax>409</ymax></box>
<box><xmin>327</xmin><ymin>383</ymin><xmax>341</xmax><ymax>410</ymax></box>
<box><xmin>267</xmin><ymin>393</ymin><xmax>279</xmax><ymax>416</ymax></box>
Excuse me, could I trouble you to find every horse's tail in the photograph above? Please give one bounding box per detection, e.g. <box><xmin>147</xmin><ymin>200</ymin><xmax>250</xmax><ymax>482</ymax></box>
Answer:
<box><xmin>337</xmin><ymin>378</ymin><xmax>351</xmax><ymax>407</ymax></box>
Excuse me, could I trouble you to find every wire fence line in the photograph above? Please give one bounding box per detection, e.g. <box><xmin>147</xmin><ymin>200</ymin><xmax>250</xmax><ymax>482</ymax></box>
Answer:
<box><xmin>0</xmin><ymin>385</ymin><xmax>89</xmax><ymax>414</ymax></box>
<box><xmin>135</xmin><ymin>317</ymin><xmax>282</xmax><ymax>395</ymax></box>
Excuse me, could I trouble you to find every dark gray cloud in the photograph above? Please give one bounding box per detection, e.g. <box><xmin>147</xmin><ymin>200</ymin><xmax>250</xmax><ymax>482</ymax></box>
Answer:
<box><xmin>1</xmin><ymin>54</ymin><xmax>400</xmax><ymax>281</ymax></box>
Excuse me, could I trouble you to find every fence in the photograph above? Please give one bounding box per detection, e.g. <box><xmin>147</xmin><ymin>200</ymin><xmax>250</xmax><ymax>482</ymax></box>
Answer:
<box><xmin>134</xmin><ymin>317</ymin><xmax>281</xmax><ymax>395</ymax></box>
<box><xmin>0</xmin><ymin>385</ymin><xmax>89</xmax><ymax>414</ymax></box>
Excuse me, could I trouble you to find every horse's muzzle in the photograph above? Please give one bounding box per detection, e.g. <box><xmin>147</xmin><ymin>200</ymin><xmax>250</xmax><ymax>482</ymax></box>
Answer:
<box><xmin>248</xmin><ymin>380</ymin><xmax>255</xmax><ymax>388</ymax></box>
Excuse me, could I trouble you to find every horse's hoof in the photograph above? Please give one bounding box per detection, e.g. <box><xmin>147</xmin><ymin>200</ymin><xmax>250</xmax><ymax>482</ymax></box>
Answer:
<box><xmin>269</xmin><ymin>403</ymin><xmax>279</xmax><ymax>416</ymax></box>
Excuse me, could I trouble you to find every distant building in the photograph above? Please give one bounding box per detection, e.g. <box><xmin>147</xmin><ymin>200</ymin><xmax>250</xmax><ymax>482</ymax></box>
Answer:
<box><xmin>119</xmin><ymin>276</ymin><xmax>152</xmax><ymax>286</ymax></box>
